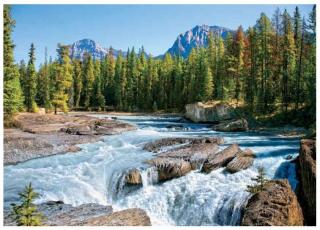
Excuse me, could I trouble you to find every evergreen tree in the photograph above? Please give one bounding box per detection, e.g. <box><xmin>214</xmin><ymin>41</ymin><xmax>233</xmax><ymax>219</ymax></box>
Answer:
<box><xmin>52</xmin><ymin>44</ymin><xmax>73</xmax><ymax>114</ymax></box>
<box><xmin>246</xmin><ymin>167</ymin><xmax>269</xmax><ymax>194</ymax></box>
<box><xmin>72</xmin><ymin>59</ymin><xmax>82</xmax><ymax>108</ymax></box>
<box><xmin>25</xmin><ymin>43</ymin><xmax>38</xmax><ymax>112</ymax></box>
<box><xmin>3</xmin><ymin>5</ymin><xmax>24</xmax><ymax>117</ymax></box>
<box><xmin>281</xmin><ymin>10</ymin><xmax>296</xmax><ymax>112</ymax></box>
<box><xmin>234</xmin><ymin>26</ymin><xmax>245</xmax><ymax>104</ymax></box>
<box><xmin>36</xmin><ymin>47</ymin><xmax>51</xmax><ymax>110</ymax></box>
<box><xmin>92</xmin><ymin>60</ymin><xmax>105</xmax><ymax>110</ymax></box>
<box><xmin>82</xmin><ymin>53</ymin><xmax>95</xmax><ymax>109</ymax></box>
<box><xmin>256</xmin><ymin>13</ymin><xmax>274</xmax><ymax>112</ymax></box>
<box><xmin>104</xmin><ymin>47</ymin><xmax>115</xmax><ymax>105</ymax></box>
<box><xmin>11</xmin><ymin>183</ymin><xmax>43</xmax><ymax>226</ymax></box>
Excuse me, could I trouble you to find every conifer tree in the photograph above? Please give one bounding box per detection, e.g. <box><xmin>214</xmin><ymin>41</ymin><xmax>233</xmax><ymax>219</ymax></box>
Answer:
<box><xmin>246</xmin><ymin>167</ymin><xmax>269</xmax><ymax>194</ymax></box>
<box><xmin>82</xmin><ymin>53</ymin><xmax>95</xmax><ymax>109</ymax></box>
<box><xmin>72</xmin><ymin>59</ymin><xmax>82</xmax><ymax>108</ymax></box>
<box><xmin>25</xmin><ymin>43</ymin><xmax>38</xmax><ymax>112</ymax></box>
<box><xmin>104</xmin><ymin>47</ymin><xmax>115</xmax><ymax>105</ymax></box>
<box><xmin>52</xmin><ymin>44</ymin><xmax>73</xmax><ymax>114</ymax></box>
<box><xmin>11</xmin><ymin>183</ymin><xmax>43</xmax><ymax>226</ymax></box>
<box><xmin>3</xmin><ymin>5</ymin><xmax>24</xmax><ymax>117</ymax></box>
<box><xmin>36</xmin><ymin>47</ymin><xmax>51</xmax><ymax>110</ymax></box>
<box><xmin>281</xmin><ymin>10</ymin><xmax>296</xmax><ymax>112</ymax></box>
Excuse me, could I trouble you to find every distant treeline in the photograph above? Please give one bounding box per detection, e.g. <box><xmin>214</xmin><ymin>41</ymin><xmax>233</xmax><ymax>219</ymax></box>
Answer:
<box><xmin>4</xmin><ymin>5</ymin><xmax>316</xmax><ymax>120</ymax></box>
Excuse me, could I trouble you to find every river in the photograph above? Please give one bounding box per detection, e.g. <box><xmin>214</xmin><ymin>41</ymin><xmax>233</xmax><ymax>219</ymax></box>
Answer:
<box><xmin>4</xmin><ymin>115</ymin><xmax>300</xmax><ymax>225</ymax></box>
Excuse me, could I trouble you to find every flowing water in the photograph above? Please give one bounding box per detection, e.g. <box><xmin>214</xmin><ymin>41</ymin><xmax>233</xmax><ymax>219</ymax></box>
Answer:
<box><xmin>4</xmin><ymin>115</ymin><xmax>300</xmax><ymax>226</ymax></box>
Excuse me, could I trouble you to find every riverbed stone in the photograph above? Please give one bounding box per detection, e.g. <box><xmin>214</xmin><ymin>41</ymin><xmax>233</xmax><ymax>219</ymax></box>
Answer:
<box><xmin>146</xmin><ymin>158</ymin><xmax>192</xmax><ymax>181</ymax></box>
<box><xmin>125</xmin><ymin>168</ymin><xmax>142</xmax><ymax>185</ymax></box>
<box><xmin>241</xmin><ymin>179</ymin><xmax>304</xmax><ymax>226</ymax></box>
<box><xmin>84</xmin><ymin>208</ymin><xmax>151</xmax><ymax>226</ymax></box>
<box><xmin>143</xmin><ymin>137</ymin><xmax>224</xmax><ymax>153</ymax></box>
<box><xmin>226</xmin><ymin>149</ymin><xmax>255</xmax><ymax>173</ymax></box>
<box><xmin>212</xmin><ymin>118</ymin><xmax>249</xmax><ymax>132</ymax></box>
<box><xmin>202</xmin><ymin>144</ymin><xmax>240</xmax><ymax>173</ymax></box>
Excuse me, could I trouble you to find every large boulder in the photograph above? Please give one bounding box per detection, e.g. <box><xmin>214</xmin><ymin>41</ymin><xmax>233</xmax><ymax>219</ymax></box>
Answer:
<box><xmin>145</xmin><ymin>158</ymin><xmax>192</xmax><ymax>181</ymax></box>
<box><xmin>241</xmin><ymin>179</ymin><xmax>304</xmax><ymax>226</ymax></box>
<box><xmin>84</xmin><ymin>208</ymin><xmax>151</xmax><ymax>226</ymax></box>
<box><xmin>212</xmin><ymin>118</ymin><xmax>249</xmax><ymax>132</ymax></box>
<box><xmin>226</xmin><ymin>149</ymin><xmax>255</xmax><ymax>173</ymax></box>
<box><xmin>143</xmin><ymin>137</ymin><xmax>223</xmax><ymax>153</ymax></box>
<box><xmin>298</xmin><ymin>139</ymin><xmax>316</xmax><ymax>225</ymax></box>
<box><xmin>202</xmin><ymin>144</ymin><xmax>240</xmax><ymax>173</ymax></box>
<box><xmin>185</xmin><ymin>102</ymin><xmax>237</xmax><ymax>123</ymax></box>
<box><xmin>156</xmin><ymin>141</ymin><xmax>220</xmax><ymax>170</ymax></box>
<box><xmin>125</xmin><ymin>168</ymin><xmax>142</xmax><ymax>185</ymax></box>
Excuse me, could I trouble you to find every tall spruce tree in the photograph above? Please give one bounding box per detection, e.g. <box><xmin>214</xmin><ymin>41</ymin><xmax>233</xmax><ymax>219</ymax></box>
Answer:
<box><xmin>4</xmin><ymin>5</ymin><xmax>24</xmax><ymax>117</ymax></box>
<box><xmin>52</xmin><ymin>44</ymin><xmax>73</xmax><ymax>114</ymax></box>
<box><xmin>25</xmin><ymin>43</ymin><xmax>38</xmax><ymax>112</ymax></box>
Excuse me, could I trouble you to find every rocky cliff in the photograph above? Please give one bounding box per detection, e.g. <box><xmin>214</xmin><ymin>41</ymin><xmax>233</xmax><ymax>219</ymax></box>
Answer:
<box><xmin>241</xmin><ymin>179</ymin><xmax>304</xmax><ymax>226</ymax></box>
<box><xmin>298</xmin><ymin>139</ymin><xmax>316</xmax><ymax>225</ymax></box>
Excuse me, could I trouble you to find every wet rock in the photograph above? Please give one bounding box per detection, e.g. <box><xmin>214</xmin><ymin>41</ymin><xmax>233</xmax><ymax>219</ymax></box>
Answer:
<box><xmin>202</xmin><ymin>144</ymin><xmax>240</xmax><ymax>173</ymax></box>
<box><xmin>145</xmin><ymin>158</ymin><xmax>192</xmax><ymax>181</ymax></box>
<box><xmin>84</xmin><ymin>208</ymin><xmax>151</xmax><ymax>226</ymax></box>
<box><xmin>241</xmin><ymin>179</ymin><xmax>304</xmax><ymax>226</ymax></box>
<box><xmin>226</xmin><ymin>149</ymin><xmax>255</xmax><ymax>173</ymax></box>
<box><xmin>285</xmin><ymin>154</ymin><xmax>293</xmax><ymax>160</ymax></box>
<box><xmin>166</xmin><ymin>124</ymin><xmax>184</xmax><ymax>130</ymax></box>
<box><xmin>298</xmin><ymin>139</ymin><xmax>316</xmax><ymax>225</ymax></box>
<box><xmin>185</xmin><ymin>102</ymin><xmax>237</xmax><ymax>123</ymax></box>
<box><xmin>143</xmin><ymin>137</ymin><xmax>224</xmax><ymax>153</ymax></box>
<box><xmin>62</xmin><ymin>125</ymin><xmax>93</xmax><ymax>135</ymax></box>
<box><xmin>125</xmin><ymin>168</ymin><xmax>142</xmax><ymax>185</ymax></box>
<box><xmin>212</xmin><ymin>118</ymin><xmax>249</xmax><ymax>132</ymax></box>
<box><xmin>157</xmin><ymin>141</ymin><xmax>220</xmax><ymax>170</ymax></box>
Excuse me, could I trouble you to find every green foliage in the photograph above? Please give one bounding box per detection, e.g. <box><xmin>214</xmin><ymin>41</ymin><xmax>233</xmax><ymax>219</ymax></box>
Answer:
<box><xmin>10</xmin><ymin>183</ymin><xmax>43</xmax><ymax>226</ymax></box>
<box><xmin>3</xmin><ymin>5</ymin><xmax>24</xmax><ymax>116</ymax></box>
<box><xmin>51</xmin><ymin>44</ymin><xmax>73</xmax><ymax>114</ymax></box>
<box><xmin>5</xmin><ymin>5</ymin><xmax>316</xmax><ymax>129</ymax></box>
<box><xmin>25</xmin><ymin>43</ymin><xmax>38</xmax><ymax>112</ymax></box>
<box><xmin>246</xmin><ymin>167</ymin><xmax>269</xmax><ymax>194</ymax></box>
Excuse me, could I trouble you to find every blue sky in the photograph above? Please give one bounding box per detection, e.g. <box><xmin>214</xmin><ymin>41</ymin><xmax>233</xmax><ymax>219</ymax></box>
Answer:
<box><xmin>12</xmin><ymin>4</ymin><xmax>313</xmax><ymax>67</ymax></box>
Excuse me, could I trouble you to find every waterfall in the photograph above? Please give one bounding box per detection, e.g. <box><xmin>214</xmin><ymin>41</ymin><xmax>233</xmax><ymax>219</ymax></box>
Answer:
<box><xmin>140</xmin><ymin>167</ymin><xmax>158</xmax><ymax>188</ymax></box>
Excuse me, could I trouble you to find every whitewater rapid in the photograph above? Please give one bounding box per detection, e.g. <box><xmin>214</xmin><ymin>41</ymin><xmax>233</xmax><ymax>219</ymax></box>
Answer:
<box><xmin>4</xmin><ymin>115</ymin><xmax>300</xmax><ymax>225</ymax></box>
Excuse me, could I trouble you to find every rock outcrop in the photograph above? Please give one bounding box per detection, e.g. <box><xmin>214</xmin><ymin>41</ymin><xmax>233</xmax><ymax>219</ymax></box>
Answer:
<box><xmin>4</xmin><ymin>113</ymin><xmax>136</xmax><ymax>165</ymax></box>
<box><xmin>145</xmin><ymin>158</ymin><xmax>192</xmax><ymax>181</ymax></box>
<box><xmin>185</xmin><ymin>102</ymin><xmax>236</xmax><ymax>123</ymax></box>
<box><xmin>212</xmin><ymin>118</ymin><xmax>249</xmax><ymax>132</ymax></box>
<box><xmin>4</xmin><ymin>202</ymin><xmax>151</xmax><ymax>226</ymax></box>
<box><xmin>298</xmin><ymin>139</ymin><xmax>316</xmax><ymax>225</ymax></box>
<box><xmin>125</xmin><ymin>168</ymin><xmax>142</xmax><ymax>185</ymax></box>
<box><xmin>226</xmin><ymin>149</ymin><xmax>255</xmax><ymax>173</ymax></box>
<box><xmin>241</xmin><ymin>179</ymin><xmax>304</xmax><ymax>226</ymax></box>
<box><xmin>143</xmin><ymin>137</ymin><xmax>223</xmax><ymax>153</ymax></box>
<box><xmin>83</xmin><ymin>208</ymin><xmax>151</xmax><ymax>226</ymax></box>
<box><xmin>202</xmin><ymin>144</ymin><xmax>240</xmax><ymax>173</ymax></box>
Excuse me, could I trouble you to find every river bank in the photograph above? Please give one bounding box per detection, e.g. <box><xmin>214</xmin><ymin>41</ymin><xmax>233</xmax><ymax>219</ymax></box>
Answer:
<box><xmin>4</xmin><ymin>112</ymin><xmax>136</xmax><ymax>165</ymax></box>
<box><xmin>4</xmin><ymin>111</ymin><xmax>307</xmax><ymax>166</ymax></box>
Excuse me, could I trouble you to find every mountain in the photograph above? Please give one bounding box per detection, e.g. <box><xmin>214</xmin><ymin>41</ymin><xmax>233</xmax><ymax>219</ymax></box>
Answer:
<box><xmin>69</xmin><ymin>39</ymin><xmax>125</xmax><ymax>60</ymax></box>
<box><xmin>70</xmin><ymin>25</ymin><xmax>233</xmax><ymax>60</ymax></box>
<box><xmin>166</xmin><ymin>25</ymin><xmax>233</xmax><ymax>58</ymax></box>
